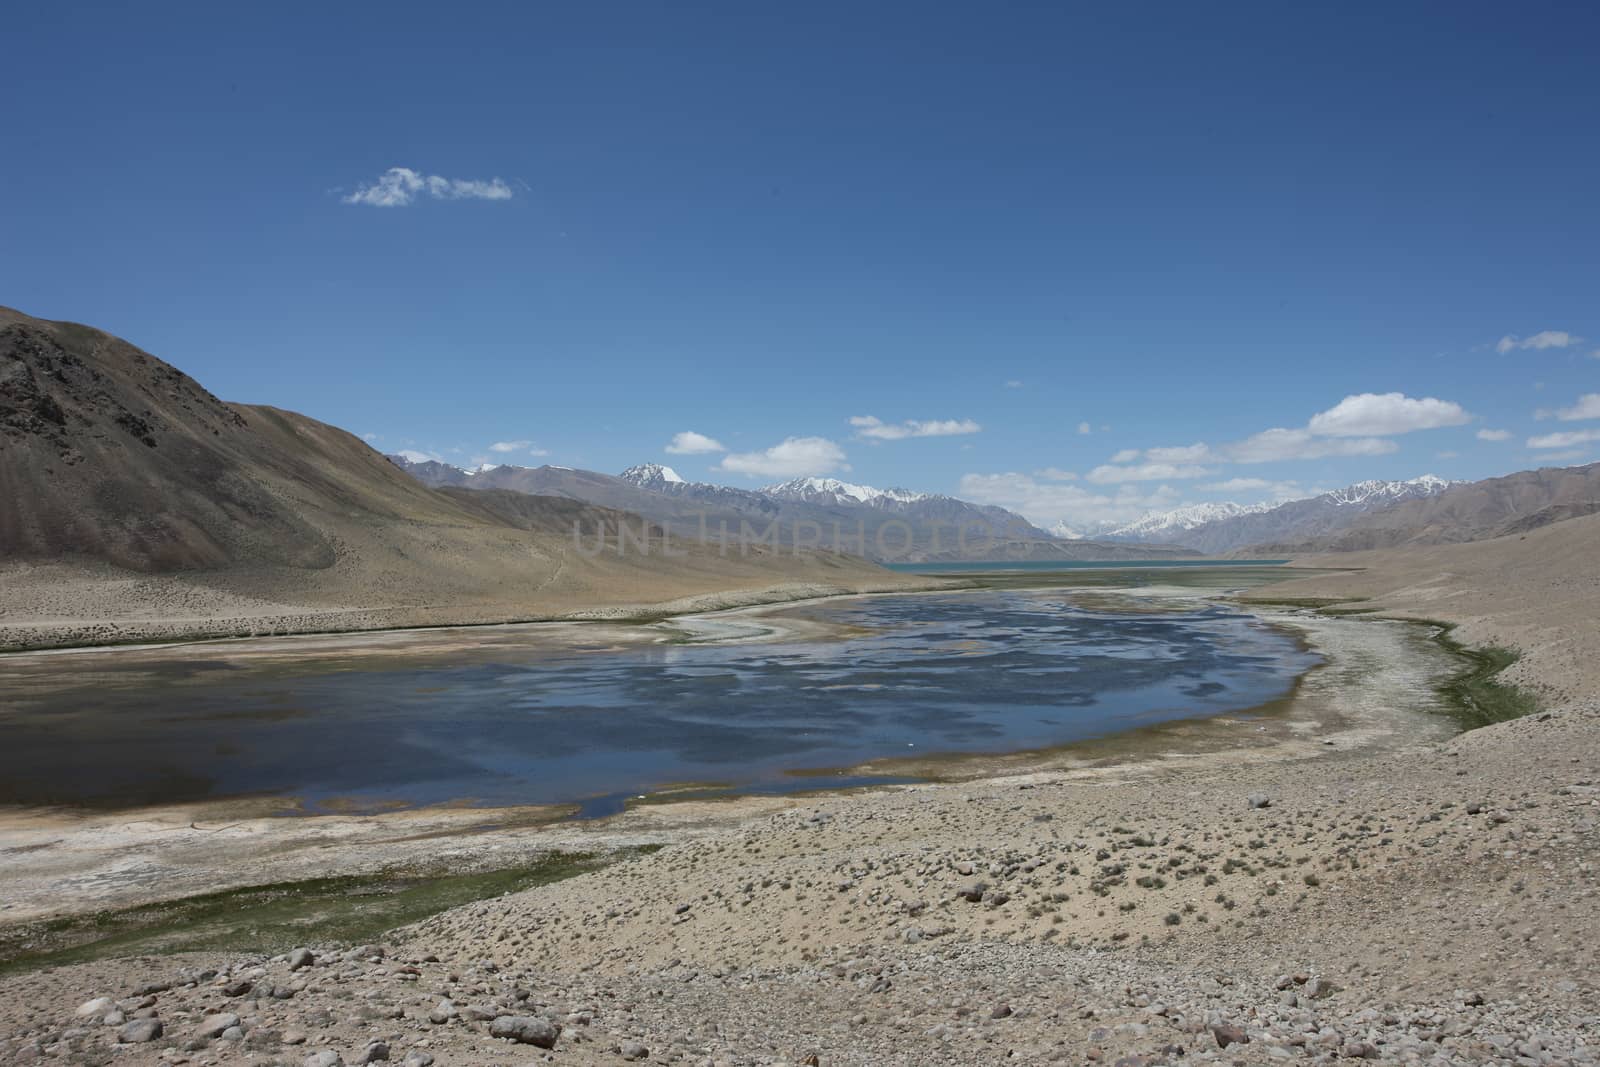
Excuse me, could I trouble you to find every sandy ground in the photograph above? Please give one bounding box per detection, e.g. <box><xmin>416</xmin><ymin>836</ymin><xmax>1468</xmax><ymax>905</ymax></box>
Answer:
<box><xmin>1243</xmin><ymin>513</ymin><xmax>1600</xmax><ymax>706</ymax></box>
<box><xmin>2</xmin><ymin>518</ymin><xmax>1598</xmax><ymax>1065</ymax></box>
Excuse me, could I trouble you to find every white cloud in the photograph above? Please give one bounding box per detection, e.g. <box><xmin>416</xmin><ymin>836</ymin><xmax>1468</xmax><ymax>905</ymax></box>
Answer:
<box><xmin>1201</xmin><ymin>477</ymin><xmax>1273</xmax><ymax>492</ymax></box>
<box><xmin>1109</xmin><ymin>448</ymin><xmax>1141</xmax><ymax>463</ymax></box>
<box><xmin>362</xmin><ymin>432</ymin><xmax>381</xmax><ymax>442</ymax></box>
<box><xmin>958</xmin><ymin>472</ymin><xmax>1183</xmax><ymax>530</ymax></box>
<box><xmin>1306</xmin><ymin>393</ymin><xmax>1471</xmax><ymax>437</ymax></box>
<box><xmin>665</xmin><ymin>431</ymin><xmax>727</xmax><ymax>454</ymax></box>
<box><xmin>1145</xmin><ymin>442</ymin><xmax>1213</xmax><ymax>463</ymax></box>
<box><xmin>396</xmin><ymin>449</ymin><xmax>442</xmax><ymax>463</ymax></box>
<box><xmin>1035</xmin><ymin>467</ymin><xmax>1078</xmax><ymax>481</ymax></box>
<box><xmin>1550</xmin><ymin>394</ymin><xmax>1600</xmax><ymax>422</ymax></box>
<box><xmin>1436</xmin><ymin>450</ymin><xmax>1459</xmax><ymax>460</ymax></box>
<box><xmin>343</xmin><ymin>167</ymin><xmax>514</xmax><ymax>207</ymax></box>
<box><xmin>1527</xmin><ymin>428</ymin><xmax>1600</xmax><ymax>449</ymax></box>
<box><xmin>1087</xmin><ymin>461</ymin><xmax>1212</xmax><ymax>484</ymax></box>
<box><xmin>1222</xmin><ymin>428</ymin><xmax>1398</xmax><ymax>463</ymax></box>
<box><xmin>486</xmin><ymin>440</ymin><xmax>549</xmax><ymax>456</ymax></box>
<box><xmin>1535</xmin><ymin>448</ymin><xmax>1590</xmax><ymax>463</ymax></box>
<box><xmin>1005</xmin><ymin>379</ymin><xmax>1024</xmax><ymax>389</ymax></box>
<box><xmin>849</xmin><ymin>415</ymin><xmax>981</xmax><ymax>440</ymax></box>
<box><xmin>1076</xmin><ymin>421</ymin><xmax>1092</xmax><ymax>435</ymax></box>
<box><xmin>1476</xmin><ymin>428</ymin><xmax>1513</xmax><ymax>442</ymax></box>
<box><xmin>718</xmin><ymin>436</ymin><xmax>849</xmax><ymax>478</ymax></box>
<box><xmin>1496</xmin><ymin>330</ymin><xmax>1582</xmax><ymax>354</ymax></box>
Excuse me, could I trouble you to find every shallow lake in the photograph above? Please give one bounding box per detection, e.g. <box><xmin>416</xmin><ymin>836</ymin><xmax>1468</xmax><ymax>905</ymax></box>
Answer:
<box><xmin>0</xmin><ymin>589</ymin><xmax>1318</xmax><ymax>814</ymax></box>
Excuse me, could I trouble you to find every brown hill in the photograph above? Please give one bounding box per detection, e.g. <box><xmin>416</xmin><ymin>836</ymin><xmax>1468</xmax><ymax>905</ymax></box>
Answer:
<box><xmin>1243</xmin><ymin>461</ymin><xmax>1600</xmax><ymax>554</ymax></box>
<box><xmin>0</xmin><ymin>307</ymin><xmax>924</xmax><ymax>649</ymax></box>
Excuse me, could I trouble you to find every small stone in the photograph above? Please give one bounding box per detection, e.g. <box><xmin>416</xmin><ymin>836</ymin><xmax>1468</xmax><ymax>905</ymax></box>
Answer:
<box><xmin>427</xmin><ymin>999</ymin><xmax>457</xmax><ymax>1025</ymax></box>
<box><xmin>221</xmin><ymin>979</ymin><xmax>252</xmax><ymax>997</ymax></box>
<box><xmin>117</xmin><ymin>1019</ymin><xmax>163</xmax><ymax>1044</ymax></box>
<box><xmin>619</xmin><ymin>1040</ymin><xmax>649</xmax><ymax>1061</ymax></box>
<box><xmin>1211</xmin><ymin>1023</ymin><xmax>1250</xmax><ymax>1048</ymax></box>
<box><xmin>75</xmin><ymin>997</ymin><xmax>114</xmax><ymax>1019</ymax></box>
<box><xmin>402</xmin><ymin>1053</ymin><xmax>434</xmax><ymax>1067</ymax></box>
<box><xmin>288</xmin><ymin>948</ymin><xmax>315</xmax><ymax>971</ymax></box>
<box><xmin>1247</xmin><ymin>792</ymin><xmax>1271</xmax><ymax>809</ymax></box>
<box><xmin>196</xmin><ymin>1013</ymin><xmax>240</xmax><ymax>1039</ymax></box>
<box><xmin>489</xmin><ymin>1015</ymin><xmax>561</xmax><ymax>1049</ymax></box>
<box><xmin>360</xmin><ymin>1041</ymin><xmax>390</xmax><ymax>1063</ymax></box>
<box><xmin>955</xmin><ymin>880</ymin><xmax>988</xmax><ymax>902</ymax></box>
<box><xmin>304</xmin><ymin>1053</ymin><xmax>344</xmax><ymax>1067</ymax></box>
<box><xmin>990</xmin><ymin>1004</ymin><xmax>1013</xmax><ymax>1019</ymax></box>
<box><xmin>284</xmin><ymin>1029</ymin><xmax>308</xmax><ymax>1045</ymax></box>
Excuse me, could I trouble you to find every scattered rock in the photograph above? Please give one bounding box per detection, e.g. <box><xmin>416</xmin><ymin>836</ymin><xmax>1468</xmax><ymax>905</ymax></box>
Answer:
<box><xmin>1211</xmin><ymin>1022</ymin><xmax>1250</xmax><ymax>1048</ymax></box>
<box><xmin>489</xmin><ymin>1014</ymin><xmax>561</xmax><ymax>1049</ymax></box>
<box><xmin>74</xmin><ymin>997</ymin><xmax>113</xmax><ymax>1019</ymax></box>
<box><xmin>117</xmin><ymin>1018</ymin><xmax>163</xmax><ymax>1043</ymax></box>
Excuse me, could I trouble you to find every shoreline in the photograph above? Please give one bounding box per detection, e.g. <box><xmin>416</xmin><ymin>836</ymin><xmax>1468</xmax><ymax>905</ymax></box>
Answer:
<box><xmin>0</xmin><ymin>578</ymin><xmax>1470</xmax><ymax>934</ymax></box>
<box><xmin>0</xmin><ymin>574</ymin><xmax>958</xmax><ymax>657</ymax></box>
<box><xmin>3</xmin><ymin>529</ymin><xmax>1593</xmax><ymax>1064</ymax></box>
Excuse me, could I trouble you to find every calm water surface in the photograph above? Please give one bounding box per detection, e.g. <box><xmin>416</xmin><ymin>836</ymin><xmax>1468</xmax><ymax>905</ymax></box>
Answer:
<box><xmin>0</xmin><ymin>589</ymin><xmax>1317</xmax><ymax>813</ymax></box>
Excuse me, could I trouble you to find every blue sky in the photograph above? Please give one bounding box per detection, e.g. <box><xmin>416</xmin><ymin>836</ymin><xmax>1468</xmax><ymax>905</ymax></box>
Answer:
<box><xmin>5</xmin><ymin>2</ymin><xmax>1598</xmax><ymax>530</ymax></box>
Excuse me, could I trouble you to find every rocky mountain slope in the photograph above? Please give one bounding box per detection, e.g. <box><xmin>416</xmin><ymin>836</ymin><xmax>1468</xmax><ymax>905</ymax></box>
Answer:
<box><xmin>0</xmin><ymin>307</ymin><xmax>921</xmax><ymax>649</ymax></box>
<box><xmin>391</xmin><ymin>458</ymin><xmax>1200</xmax><ymax>564</ymax></box>
<box><xmin>1101</xmin><ymin>477</ymin><xmax>1459</xmax><ymax>555</ymax></box>
<box><xmin>1250</xmin><ymin>462</ymin><xmax>1600</xmax><ymax>554</ymax></box>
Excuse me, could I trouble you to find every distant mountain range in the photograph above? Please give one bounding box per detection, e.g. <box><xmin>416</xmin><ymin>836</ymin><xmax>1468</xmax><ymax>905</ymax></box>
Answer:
<box><xmin>1085</xmin><ymin>469</ymin><xmax>1600</xmax><ymax>556</ymax></box>
<box><xmin>388</xmin><ymin>459</ymin><xmax>1199</xmax><ymax>564</ymax></box>
<box><xmin>1093</xmin><ymin>476</ymin><xmax>1461</xmax><ymax>555</ymax></box>
<box><xmin>1245</xmin><ymin>464</ymin><xmax>1600</xmax><ymax>554</ymax></box>
<box><xmin>0</xmin><ymin>305</ymin><xmax>924</xmax><ymax>647</ymax></box>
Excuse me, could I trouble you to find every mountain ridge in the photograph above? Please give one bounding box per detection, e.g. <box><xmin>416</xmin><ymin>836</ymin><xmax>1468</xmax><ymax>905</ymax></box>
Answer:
<box><xmin>390</xmin><ymin>456</ymin><xmax>1201</xmax><ymax>563</ymax></box>
<box><xmin>1094</xmin><ymin>476</ymin><xmax>1463</xmax><ymax>555</ymax></box>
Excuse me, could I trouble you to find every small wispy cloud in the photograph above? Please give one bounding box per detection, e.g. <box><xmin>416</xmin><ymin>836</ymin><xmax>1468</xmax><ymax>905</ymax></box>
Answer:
<box><xmin>849</xmin><ymin>415</ymin><xmax>981</xmax><ymax>441</ymax></box>
<box><xmin>719</xmin><ymin>437</ymin><xmax>849</xmax><ymax>478</ymax></box>
<box><xmin>487</xmin><ymin>439</ymin><xmax>549</xmax><ymax>456</ymax></box>
<box><xmin>665</xmin><ymin>431</ymin><xmax>726</xmax><ymax>455</ymax></box>
<box><xmin>1496</xmin><ymin>330</ymin><xmax>1582</xmax><ymax>354</ymax></box>
<box><xmin>1541</xmin><ymin>393</ymin><xmax>1600</xmax><ymax>422</ymax></box>
<box><xmin>1077</xmin><ymin>421</ymin><xmax>1092</xmax><ymax>435</ymax></box>
<box><xmin>1527</xmin><ymin>428</ymin><xmax>1600</xmax><ymax>449</ymax></box>
<box><xmin>1034</xmin><ymin>467</ymin><xmax>1078</xmax><ymax>481</ymax></box>
<box><xmin>396</xmin><ymin>448</ymin><xmax>443</xmax><ymax>463</ymax></box>
<box><xmin>1476</xmin><ymin>428</ymin><xmax>1513</xmax><ymax>442</ymax></box>
<box><xmin>343</xmin><ymin>167</ymin><xmax>514</xmax><ymax>207</ymax></box>
<box><xmin>1087</xmin><ymin>461</ymin><xmax>1212</xmax><ymax>484</ymax></box>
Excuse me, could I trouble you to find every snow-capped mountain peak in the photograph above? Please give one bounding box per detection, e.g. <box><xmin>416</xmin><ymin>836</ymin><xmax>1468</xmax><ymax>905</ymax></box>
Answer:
<box><xmin>1107</xmin><ymin>501</ymin><xmax>1276</xmax><ymax>539</ymax></box>
<box><xmin>619</xmin><ymin>463</ymin><xmax>686</xmax><ymax>489</ymax></box>
<box><xmin>1325</xmin><ymin>474</ymin><xmax>1456</xmax><ymax>506</ymax></box>
<box><xmin>760</xmin><ymin>476</ymin><xmax>931</xmax><ymax>506</ymax></box>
